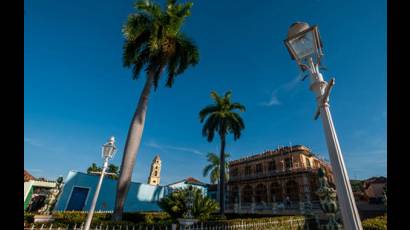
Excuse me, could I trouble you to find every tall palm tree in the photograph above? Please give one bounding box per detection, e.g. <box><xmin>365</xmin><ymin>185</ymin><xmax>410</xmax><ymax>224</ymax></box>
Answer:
<box><xmin>113</xmin><ymin>0</ymin><xmax>199</xmax><ymax>221</ymax></box>
<box><xmin>203</xmin><ymin>152</ymin><xmax>230</xmax><ymax>184</ymax></box>
<box><xmin>199</xmin><ymin>91</ymin><xmax>245</xmax><ymax>216</ymax></box>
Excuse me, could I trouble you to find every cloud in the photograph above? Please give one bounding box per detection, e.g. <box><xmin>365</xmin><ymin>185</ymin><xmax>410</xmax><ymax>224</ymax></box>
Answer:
<box><xmin>145</xmin><ymin>141</ymin><xmax>203</xmax><ymax>156</ymax></box>
<box><xmin>259</xmin><ymin>76</ymin><xmax>300</xmax><ymax>107</ymax></box>
<box><xmin>260</xmin><ymin>91</ymin><xmax>281</xmax><ymax>106</ymax></box>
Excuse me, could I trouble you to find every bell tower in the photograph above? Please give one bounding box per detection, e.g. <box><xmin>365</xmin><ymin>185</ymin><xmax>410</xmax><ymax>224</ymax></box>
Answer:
<box><xmin>147</xmin><ymin>155</ymin><xmax>161</xmax><ymax>185</ymax></box>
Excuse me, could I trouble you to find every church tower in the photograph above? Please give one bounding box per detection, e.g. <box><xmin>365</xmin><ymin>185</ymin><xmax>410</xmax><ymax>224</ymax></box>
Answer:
<box><xmin>147</xmin><ymin>155</ymin><xmax>161</xmax><ymax>185</ymax></box>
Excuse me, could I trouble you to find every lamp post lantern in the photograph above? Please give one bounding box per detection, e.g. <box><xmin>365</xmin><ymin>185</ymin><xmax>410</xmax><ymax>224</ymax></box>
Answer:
<box><xmin>284</xmin><ymin>22</ymin><xmax>362</xmax><ymax>230</ymax></box>
<box><xmin>84</xmin><ymin>136</ymin><xmax>117</xmax><ymax>230</ymax></box>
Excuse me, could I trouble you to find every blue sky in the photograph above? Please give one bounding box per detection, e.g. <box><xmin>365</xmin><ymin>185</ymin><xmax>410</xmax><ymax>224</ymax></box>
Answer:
<box><xmin>24</xmin><ymin>0</ymin><xmax>386</xmax><ymax>184</ymax></box>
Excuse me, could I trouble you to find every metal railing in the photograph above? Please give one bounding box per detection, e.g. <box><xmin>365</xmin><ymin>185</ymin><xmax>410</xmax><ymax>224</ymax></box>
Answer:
<box><xmin>229</xmin><ymin>167</ymin><xmax>318</xmax><ymax>182</ymax></box>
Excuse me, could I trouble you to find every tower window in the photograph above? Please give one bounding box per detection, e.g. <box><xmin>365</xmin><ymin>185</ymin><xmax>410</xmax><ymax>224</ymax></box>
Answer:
<box><xmin>154</xmin><ymin>171</ymin><xmax>158</xmax><ymax>176</ymax></box>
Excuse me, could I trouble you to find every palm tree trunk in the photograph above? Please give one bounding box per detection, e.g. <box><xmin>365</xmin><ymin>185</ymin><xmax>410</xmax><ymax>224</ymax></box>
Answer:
<box><xmin>219</xmin><ymin>135</ymin><xmax>226</xmax><ymax>216</ymax></box>
<box><xmin>112</xmin><ymin>73</ymin><xmax>154</xmax><ymax>221</ymax></box>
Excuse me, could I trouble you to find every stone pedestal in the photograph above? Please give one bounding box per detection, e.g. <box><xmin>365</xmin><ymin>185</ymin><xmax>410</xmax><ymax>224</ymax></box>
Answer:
<box><xmin>34</xmin><ymin>215</ymin><xmax>54</xmax><ymax>223</ymax></box>
<box><xmin>177</xmin><ymin>218</ymin><xmax>198</xmax><ymax>229</ymax></box>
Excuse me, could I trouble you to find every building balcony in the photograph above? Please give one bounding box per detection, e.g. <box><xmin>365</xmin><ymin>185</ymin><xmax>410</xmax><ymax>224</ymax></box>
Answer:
<box><xmin>228</xmin><ymin>167</ymin><xmax>318</xmax><ymax>182</ymax></box>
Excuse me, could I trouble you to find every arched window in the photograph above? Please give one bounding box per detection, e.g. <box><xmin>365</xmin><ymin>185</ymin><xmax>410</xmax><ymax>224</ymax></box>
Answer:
<box><xmin>255</xmin><ymin>184</ymin><xmax>267</xmax><ymax>203</ymax></box>
<box><xmin>229</xmin><ymin>186</ymin><xmax>239</xmax><ymax>203</ymax></box>
<box><xmin>242</xmin><ymin>185</ymin><xmax>253</xmax><ymax>203</ymax></box>
<box><xmin>285</xmin><ymin>180</ymin><xmax>299</xmax><ymax>201</ymax></box>
<box><xmin>154</xmin><ymin>171</ymin><xmax>158</xmax><ymax>176</ymax></box>
<box><xmin>270</xmin><ymin>182</ymin><xmax>283</xmax><ymax>202</ymax></box>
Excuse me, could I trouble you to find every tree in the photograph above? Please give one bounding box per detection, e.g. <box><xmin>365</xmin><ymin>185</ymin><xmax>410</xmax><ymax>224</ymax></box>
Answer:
<box><xmin>203</xmin><ymin>152</ymin><xmax>230</xmax><ymax>184</ymax></box>
<box><xmin>158</xmin><ymin>187</ymin><xmax>219</xmax><ymax>221</ymax></box>
<box><xmin>199</xmin><ymin>91</ymin><xmax>245</xmax><ymax>216</ymax></box>
<box><xmin>113</xmin><ymin>0</ymin><xmax>199</xmax><ymax>221</ymax></box>
<box><xmin>86</xmin><ymin>163</ymin><xmax>119</xmax><ymax>180</ymax></box>
<box><xmin>87</xmin><ymin>163</ymin><xmax>101</xmax><ymax>174</ymax></box>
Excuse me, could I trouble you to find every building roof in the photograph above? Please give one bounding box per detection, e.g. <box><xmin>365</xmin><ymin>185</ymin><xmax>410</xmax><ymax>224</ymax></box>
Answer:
<box><xmin>363</xmin><ymin>176</ymin><xmax>387</xmax><ymax>189</ymax></box>
<box><xmin>24</xmin><ymin>170</ymin><xmax>35</xmax><ymax>182</ymax></box>
<box><xmin>167</xmin><ymin>177</ymin><xmax>207</xmax><ymax>186</ymax></box>
<box><xmin>229</xmin><ymin>145</ymin><xmax>317</xmax><ymax>165</ymax></box>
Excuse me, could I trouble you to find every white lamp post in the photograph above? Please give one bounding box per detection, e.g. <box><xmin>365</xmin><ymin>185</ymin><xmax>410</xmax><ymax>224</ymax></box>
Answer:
<box><xmin>84</xmin><ymin>136</ymin><xmax>117</xmax><ymax>230</ymax></box>
<box><xmin>284</xmin><ymin>22</ymin><xmax>362</xmax><ymax>230</ymax></box>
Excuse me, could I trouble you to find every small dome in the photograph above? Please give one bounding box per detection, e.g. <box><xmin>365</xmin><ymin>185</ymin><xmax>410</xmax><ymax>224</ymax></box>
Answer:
<box><xmin>287</xmin><ymin>22</ymin><xmax>310</xmax><ymax>38</ymax></box>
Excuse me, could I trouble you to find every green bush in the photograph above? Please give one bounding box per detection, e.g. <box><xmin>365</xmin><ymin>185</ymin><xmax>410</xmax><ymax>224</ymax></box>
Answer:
<box><xmin>51</xmin><ymin>211</ymin><xmax>170</xmax><ymax>225</ymax></box>
<box><xmin>24</xmin><ymin>212</ymin><xmax>34</xmax><ymax>223</ymax></box>
<box><xmin>204</xmin><ymin>215</ymin><xmax>313</xmax><ymax>230</ymax></box>
<box><xmin>362</xmin><ymin>215</ymin><xmax>387</xmax><ymax>230</ymax></box>
<box><xmin>122</xmin><ymin>212</ymin><xmax>170</xmax><ymax>224</ymax></box>
<box><xmin>158</xmin><ymin>187</ymin><xmax>219</xmax><ymax>221</ymax></box>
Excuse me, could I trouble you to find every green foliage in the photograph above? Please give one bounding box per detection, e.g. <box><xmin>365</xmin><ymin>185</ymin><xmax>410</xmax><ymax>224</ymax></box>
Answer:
<box><xmin>24</xmin><ymin>212</ymin><xmax>34</xmax><ymax>223</ymax></box>
<box><xmin>86</xmin><ymin>163</ymin><xmax>119</xmax><ymax>179</ymax></box>
<box><xmin>203</xmin><ymin>152</ymin><xmax>230</xmax><ymax>184</ymax></box>
<box><xmin>204</xmin><ymin>215</ymin><xmax>313</xmax><ymax>229</ymax></box>
<box><xmin>199</xmin><ymin>91</ymin><xmax>246</xmax><ymax>141</ymax></box>
<box><xmin>25</xmin><ymin>211</ymin><xmax>171</xmax><ymax>226</ymax></box>
<box><xmin>350</xmin><ymin>180</ymin><xmax>364</xmax><ymax>192</ymax></box>
<box><xmin>52</xmin><ymin>211</ymin><xmax>111</xmax><ymax>225</ymax></box>
<box><xmin>158</xmin><ymin>187</ymin><xmax>219</xmax><ymax>221</ymax></box>
<box><xmin>123</xmin><ymin>0</ymin><xmax>199</xmax><ymax>89</ymax></box>
<box><xmin>122</xmin><ymin>212</ymin><xmax>170</xmax><ymax>224</ymax></box>
<box><xmin>362</xmin><ymin>215</ymin><xmax>387</xmax><ymax>230</ymax></box>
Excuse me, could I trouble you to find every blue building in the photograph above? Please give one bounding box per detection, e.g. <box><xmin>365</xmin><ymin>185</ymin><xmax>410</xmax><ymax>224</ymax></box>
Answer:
<box><xmin>55</xmin><ymin>171</ymin><xmax>171</xmax><ymax>212</ymax></box>
<box><xmin>54</xmin><ymin>171</ymin><xmax>209</xmax><ymax>212</ymax></box>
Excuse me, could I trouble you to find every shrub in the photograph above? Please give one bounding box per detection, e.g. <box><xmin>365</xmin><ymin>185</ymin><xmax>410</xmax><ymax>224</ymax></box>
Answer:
<box><xmin>122</xmin><ymin>212</ymin><xmax>170</xmax><ymax>224</ymax></box>
<box><xmin>362</xmin><ymin>215</ymin><xmax>387</xmax><ymax>230</ymax></box>
<box><xmin>52</xmin><ymin>211</ymin><xmax>111</xmax><ymax>225</ymax></box>
<box><xmin>24</xmin><ymin>212</ymin><xmax>34</xmax><ymax>223</ymax></box>
<box><xmin>158</xmin><ymin>187</ymin><xmax>219</xmax><ymax>221</ymax></box>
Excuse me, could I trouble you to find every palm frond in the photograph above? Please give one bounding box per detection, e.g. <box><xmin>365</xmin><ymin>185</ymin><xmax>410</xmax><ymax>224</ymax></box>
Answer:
<box><xmin>202</xmin><ymin>164</ymin><xmax>213</xmax><ymax>177</ymax></box>
<box><xmin>199</xmin><ymin>105</ymin><xmax>219</xmax><ymax>122</ymax></box>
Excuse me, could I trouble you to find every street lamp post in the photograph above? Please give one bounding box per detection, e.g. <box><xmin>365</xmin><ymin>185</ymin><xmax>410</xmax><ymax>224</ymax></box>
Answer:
<box><xmin>284</xmin><ymin>22</ymin><xmax>362</xmax><ymax>230</ymax></box>
<box><xmin>84</xmin><ymin>136</ymin><xmax>117</xmax><ymax>230</ymax></box>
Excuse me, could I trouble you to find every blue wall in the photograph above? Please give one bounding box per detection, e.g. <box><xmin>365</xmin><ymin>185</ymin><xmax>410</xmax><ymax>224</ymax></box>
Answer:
<box><xmin>55</xmin><ymin>171</ymin><xmax>171</xmax><ymax>212</ymax></box>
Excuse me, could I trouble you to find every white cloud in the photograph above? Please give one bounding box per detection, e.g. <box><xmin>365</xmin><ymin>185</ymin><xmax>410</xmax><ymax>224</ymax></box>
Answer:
<box><xmin>259</xmin><ymin>76</ymin><xmax>300</xmax><ymax>107</ymax></box>
<box><xmin>145</xmin><ymin>141</ymin><xmax>203</xmax><ymax>156</ymax></box>
<box><xmin>260</xmin><ymin>91</ymin><xmax>281</xmax><ymax>106</ymax></box>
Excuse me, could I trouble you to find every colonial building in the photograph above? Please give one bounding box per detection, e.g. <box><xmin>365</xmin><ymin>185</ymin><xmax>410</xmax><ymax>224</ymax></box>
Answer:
<box><xmin>226</xmin><ymin>145</ymin><xmax>334</xmax><ymax>213</ymax></box>
<box><xmin>167</xmin><ymin>177</ymin><xmax>208</xmax><ymax>196</ymax></box>
<box><xmin>147</xmin><ymin>155</ymin><xmax>161</xmax><ymax>185</ymax></box>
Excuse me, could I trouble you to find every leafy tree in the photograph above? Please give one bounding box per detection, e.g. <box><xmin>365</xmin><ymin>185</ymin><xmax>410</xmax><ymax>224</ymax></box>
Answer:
<box><xmin>203</xmin><ymin>152</ymin><xmax>230</xmax><ymax>184</ymax></box>
<box><xmin>199</xmin><ymin>91</ymin><xmax>245</xmax><ymax>216</ymax></box>
<box><xmin>113</xmin><ymin>0</ymin><xmax>199</xmax><ymax>221</ymax></box>
<box><xmin>86</xmin><ymin>163</ymin><xmax>119</xmax><ymax>179</ymax></box>
<box><xmin>158</xmin><ymin>187</ymin><xmax>219</xmax><ymax>221</ymax></box>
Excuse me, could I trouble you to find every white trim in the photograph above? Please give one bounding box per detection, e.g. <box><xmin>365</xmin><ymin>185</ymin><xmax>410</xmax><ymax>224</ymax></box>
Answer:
<box><xmin>64</xmin><ymin>186</ymin><xmax>91</xmax><ymax>211</ymax></box>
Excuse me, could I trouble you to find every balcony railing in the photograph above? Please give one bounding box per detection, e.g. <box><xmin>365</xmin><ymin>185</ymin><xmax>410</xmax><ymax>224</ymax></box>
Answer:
<box><xmin>229</xmin><ymin>167</ymin><xmax>318</xmax><ymax>182</ymax></box>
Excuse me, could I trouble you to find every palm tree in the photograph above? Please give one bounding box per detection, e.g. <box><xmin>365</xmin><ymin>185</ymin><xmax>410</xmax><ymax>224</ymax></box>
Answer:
<box><xmin>203</xmin><ymin>152</ymin><xmax>230</xmax><ymax>184</ymax></box>
<box><xmin>159</xmin><ymin>187</ymin><xmax>219</xmax><ymax>221</ymax></box>
<box><xmin>87</xmin><ymin>163</ymin><xmax>101</xmax><ymax>174</ymax></box>
<box><xmin>199</xmin><ymin>91</ymin><xmax>245</xmax><ymax>216</ymax></box>
<box><xmin>113</xmin><ymin>0</ymin><xmax>199</xmax><ymax>221</ymax></box>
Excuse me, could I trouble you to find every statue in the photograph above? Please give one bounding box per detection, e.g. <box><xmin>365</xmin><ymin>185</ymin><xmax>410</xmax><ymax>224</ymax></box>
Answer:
<box><xmin>38</xmin><ymin>177</ymin><xmax>64</xmax><ymax>215</ymax></box>
<box><xmin>315</xmin><ymin>168</ymin><xmax>343</xmax><ymax>230</ymax></box>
